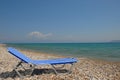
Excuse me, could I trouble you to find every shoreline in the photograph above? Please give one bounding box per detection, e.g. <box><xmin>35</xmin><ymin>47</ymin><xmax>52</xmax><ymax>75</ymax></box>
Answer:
<box><xmin>8</xmin><ymin>45</ymin><xmax>120</xmax><ymax>63</ymax></box>
<box><xmin>6</xmin><ymin>43</ymin><xmax>120</xmax><ymax>62</ymax></box>
<box><xmin>0</xmin><ymin>44</ymin><xmax>120</xmax><ymax>80</ymax></box>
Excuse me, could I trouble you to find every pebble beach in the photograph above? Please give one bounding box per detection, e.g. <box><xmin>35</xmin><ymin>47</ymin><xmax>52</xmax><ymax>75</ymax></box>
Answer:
<box><xmin>0</xmin><ymin>44</ymin><xmax>120</xmax><ymax>80</ymax></box>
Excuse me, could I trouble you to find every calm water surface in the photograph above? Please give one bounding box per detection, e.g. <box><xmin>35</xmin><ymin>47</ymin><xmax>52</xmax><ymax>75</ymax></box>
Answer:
<box><xmin>6</xmin><ymin>43</ymin><xmax>120</xmax><ymax>61</ymax></box>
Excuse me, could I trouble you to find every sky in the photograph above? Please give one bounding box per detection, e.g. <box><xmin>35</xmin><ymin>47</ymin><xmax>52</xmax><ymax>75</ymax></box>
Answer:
<box><xmin>0</xmin><ymin>0</ymin><xmax>120</xmax><ymax>43</ymax></box>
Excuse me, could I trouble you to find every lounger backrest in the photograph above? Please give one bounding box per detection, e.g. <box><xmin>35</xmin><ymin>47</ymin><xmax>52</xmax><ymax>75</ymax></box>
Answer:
<box><xmin>8</xmin><ymin>47</ymin><xmax>32</xmax><ymax>63</ymax></box>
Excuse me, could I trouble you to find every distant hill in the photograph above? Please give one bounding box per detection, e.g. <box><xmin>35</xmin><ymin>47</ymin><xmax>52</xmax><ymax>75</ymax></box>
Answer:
<box><xmin>110</xmin><ymin>40</ymin><xmax>120</xmax><ymax>43</ymax></box>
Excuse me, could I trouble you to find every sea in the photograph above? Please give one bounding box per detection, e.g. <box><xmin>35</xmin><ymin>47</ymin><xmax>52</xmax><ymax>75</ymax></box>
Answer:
<box><xmin>6</xmin><ymin>43</ymin><xmax>120</xmax><ymax>61</ymax></box>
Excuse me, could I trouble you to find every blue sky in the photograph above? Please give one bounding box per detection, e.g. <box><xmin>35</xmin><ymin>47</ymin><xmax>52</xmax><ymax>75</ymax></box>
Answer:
<box><xmin>0</xmin><ymin>0</ymin><xmax>120</xmax><ymax>43</ymax></box>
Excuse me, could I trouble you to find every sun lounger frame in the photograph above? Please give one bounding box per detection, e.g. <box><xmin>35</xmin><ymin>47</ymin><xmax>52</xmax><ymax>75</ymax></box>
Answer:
<box><xmin>7</xmin><ymin>47</ymin><xmax>77</xmax><ymax>78</ymax></box>
<box><xmin>13</xmin><ymin>61</ymin><xmax>74</xmax><ymax>78</ymax></box>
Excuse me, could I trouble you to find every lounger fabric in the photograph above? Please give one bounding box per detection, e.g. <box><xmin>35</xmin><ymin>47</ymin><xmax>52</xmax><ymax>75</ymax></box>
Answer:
<box><xmin>8</xmin><ymin>47</ymin><xmax>77</xmax><ymax>65</ymax></box>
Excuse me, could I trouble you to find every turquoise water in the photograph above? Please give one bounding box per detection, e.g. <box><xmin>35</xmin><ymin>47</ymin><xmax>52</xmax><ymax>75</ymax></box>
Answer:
<box><xmin>6</xmin><ymin>43</ymin><xmax>120</xmax><ymax>61</ymax></box>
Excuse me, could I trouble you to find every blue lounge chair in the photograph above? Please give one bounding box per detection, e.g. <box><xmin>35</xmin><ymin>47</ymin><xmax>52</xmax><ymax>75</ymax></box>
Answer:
<box><xmin>7</xmin><ymin>47</ymin><xmax>77</xmax><ymax>78</ymax></box>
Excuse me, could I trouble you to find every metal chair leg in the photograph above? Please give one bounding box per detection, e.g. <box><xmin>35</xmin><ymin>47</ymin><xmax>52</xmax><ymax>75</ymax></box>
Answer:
<box><xmin>13</xmin><ymin>61</ymin><xmax>35</xmax><ymax>78</ymax></box>
<box><xmin>51</xmin><ymin>63</ymin><xmax>74</xmax><ymax>75</ymax></box>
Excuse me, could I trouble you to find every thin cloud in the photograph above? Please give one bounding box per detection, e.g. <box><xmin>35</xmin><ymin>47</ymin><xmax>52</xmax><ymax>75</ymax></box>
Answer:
<box><xmin>29</xmin><ymin>31</ymin><xmax>52</xmax><ymax>39</ymax></box>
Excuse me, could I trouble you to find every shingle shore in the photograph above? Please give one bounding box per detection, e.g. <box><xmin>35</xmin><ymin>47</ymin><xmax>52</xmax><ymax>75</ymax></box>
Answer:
<box><xmin>0</xmin><ymin>44</ymin><xmax>120</xmax><ymax>80</ymax></box>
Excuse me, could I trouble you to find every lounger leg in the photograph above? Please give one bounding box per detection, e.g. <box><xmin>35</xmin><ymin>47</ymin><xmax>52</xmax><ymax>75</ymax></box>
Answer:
<box><xmin>13</xmin><ymin>61</ymin><xmax>24</xmax><ymax>78</ymax></box>
<box><xmin>13</xmin><ymin>61</ymin><xmax>35</xmax><ymax>78</ymax></box>
<box><xmin>51</xmin><ymin>63</ymin><xmax>74</xmax><ymax>75</ymax></box>
<box><xmin>51</xmin><ymin>65</ymin><xmax>58</xmax><ymax>75</ymax></box>
<box><xmin>68</xmin><ymin>63</ymin><xmax>74</xmax><ymax>74</ymax></box>
<box><xmin>29</xmin><ymin>64</ymin><xmax>35</xmax><ymax>76</ymax></box>
<box><xmin>20</xmin><ymin>63</ymin><xmax>26</xmax><ymax>70</ymax></box>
